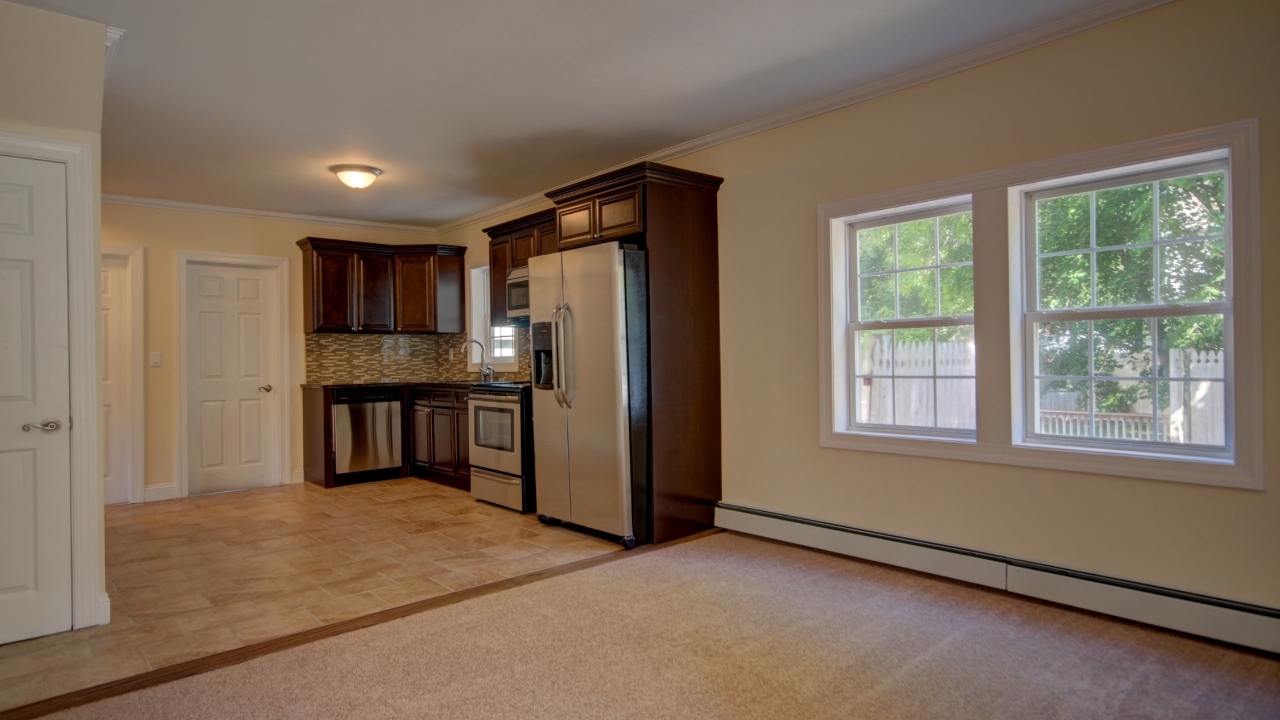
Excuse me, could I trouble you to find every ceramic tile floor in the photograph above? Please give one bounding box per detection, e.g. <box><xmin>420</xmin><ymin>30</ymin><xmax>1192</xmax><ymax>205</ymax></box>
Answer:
<box><xmin>0</xmin><ymin>478</ymin><xmax>619</xmax><ymax>711</ymax></box>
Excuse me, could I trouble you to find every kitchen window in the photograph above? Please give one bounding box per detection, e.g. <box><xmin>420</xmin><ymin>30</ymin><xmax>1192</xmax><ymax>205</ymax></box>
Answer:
<box><xmin>846</xmin><ymin>201</ymin><xmax>975</xmax><ymax>438</ymax></box>
<box><xmin>468</xmin><ymin>266</ymin><xmax>519</xmax><ymax>372</ymax></box>
<box><xmin>819</xmin><ymin>121</ymin><xmax>1261</xmax><ymax>489</ymax></box>
<box><xmin>1021</xmin><ymin>162</ymin><xmax>1229</xmax><ymax>456</ymax></box>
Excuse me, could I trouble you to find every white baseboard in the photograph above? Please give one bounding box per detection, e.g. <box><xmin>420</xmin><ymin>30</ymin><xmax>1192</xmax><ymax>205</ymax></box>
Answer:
<box><xmin>142</xmin><ymin>483</ymin><xmax>180</xmax><ymax>502</ymax></box>
<box><xmin>715</xmin><ymin>504</ymin><xmax>1280</xmax><ymax>654</ymax></box>
<box><xmin>97</xmin><ymin>593</ymin><xmax>112</xmax><ymax>627</ymax></box>
<box><xmin>290</xmin><ymin>468</ymin><xmax>304</xmax><ymax>484</ymax></box>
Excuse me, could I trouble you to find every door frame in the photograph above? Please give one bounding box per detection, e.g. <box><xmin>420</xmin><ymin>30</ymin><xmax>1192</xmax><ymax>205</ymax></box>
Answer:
<box><xmin>175</xmin><ymin>250</ymin><xmax>291</xmax><ymax>498</ymax></box>
<box><xmin>0</xmin><ymin>130</ymin><xmax>106</xmax><ymax>629</ymax></box>
<box><xmin>101</xmin><ymin>245</ymin><xmax>145</xmax><ymax>504</ymax></box>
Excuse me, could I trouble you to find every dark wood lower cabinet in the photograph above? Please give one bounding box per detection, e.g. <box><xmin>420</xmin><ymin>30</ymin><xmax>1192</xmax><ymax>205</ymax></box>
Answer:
<box><xmin>409</xmin><ymin>385</ymin><xmax>471</xmax><ymax>490</ymax></box>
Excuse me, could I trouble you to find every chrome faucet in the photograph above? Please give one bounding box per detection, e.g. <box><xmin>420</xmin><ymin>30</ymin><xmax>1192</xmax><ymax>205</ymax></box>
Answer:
<box><xmin>460</xmin><ymin>339</ymin><xmax>495</xmax><ymax>382</ymax></box>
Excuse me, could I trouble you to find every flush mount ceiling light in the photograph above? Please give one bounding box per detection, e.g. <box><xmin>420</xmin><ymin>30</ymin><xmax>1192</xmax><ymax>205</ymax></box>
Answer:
<box><xmin>329</xmin><ymin>164</ymin><xmax>382</xmax><ymax>189</ymax></box>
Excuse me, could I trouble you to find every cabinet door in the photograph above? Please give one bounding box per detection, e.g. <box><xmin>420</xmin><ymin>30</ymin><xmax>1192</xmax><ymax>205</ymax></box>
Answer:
<box><xmin>556</xmin><ymin>200</ymin><xmax>595</xmax><ymax>249</ymax></box>
<box><xmin>511</xmin><ymin>229</ymin><xmax>535</xmax><ymax>268</ymax></box>
<box><xmin>412</xmin><ymin>402</ymin><xmax>432</xmax><ymax>467</ymax></box>
<box><xmin>395</xmin><ymin>254</ymin><xmax>437</xmax><ymax>333</ymax></box>
<box><xmin>311</xmin><ymin>247</ymin><xmax>356</xmax><ymax>332</ymax></box>
<box><xmin>454</xmin><ymin>407</ymin><xmax>470</xmax><ymax>479</ymax></box>
<box><xmin>597</xmin><ymin>185</ymin><xmax>643</xmax><ymax>240</ymax></box>
<box><xmin>489</xmin><ymin>239</ymin><xmax>512</xmax><ymax>327</ymax></box>
<box><xmin>430</xmin><ymin>407</ymin><xmax>456</xmax><ymax>473</ymax></box>
<box><xmin>535</xmin><ymin>222</ymin><xmax>558</xmax><ymax>256</ymax></box>
<box><xmin>356</xmin><ymin>252</ymin><xmax>395</xmax><ymax>332</ymax></box>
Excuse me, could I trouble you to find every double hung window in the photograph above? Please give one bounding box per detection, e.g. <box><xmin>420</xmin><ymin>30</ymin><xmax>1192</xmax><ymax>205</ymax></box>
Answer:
<box><xmin>848</xmin><ymin>203</ymin><xmax>975</xmax><ymax>436</ymax></box>
<box><xmin>1023</xmin><ymin>161</ymin><xmax>1230</xmax><ymax>456</ymax></box>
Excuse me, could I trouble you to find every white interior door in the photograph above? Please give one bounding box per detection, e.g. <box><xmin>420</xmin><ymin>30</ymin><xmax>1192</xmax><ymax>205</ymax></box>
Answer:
<box><xmin>186</xmin><ymin>262</ymin><xmax>279</xmax><ymax>495</ymax></box>
<box><xmin>101</xmin><ymin>254</ymin><xmax>133</xmax><ymax>504</ymax></box>
<box><xmin>0</xmin><ymin>153</ymin><xmax>73</xmax><ymax>644</ymax></box>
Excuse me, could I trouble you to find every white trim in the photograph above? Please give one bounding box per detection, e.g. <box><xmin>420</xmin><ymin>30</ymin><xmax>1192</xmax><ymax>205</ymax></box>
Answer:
<box><xmin>290</xmin><ymin>468</ymin><xmax>304</xmax><ymax>485</ymax></box>
<box><xmin>104</xmin><ymin>194</ymin><xmax>437</xmax><ymax>236</ymax></box>
<box><xmin>434</xmin><ymin>0</ymin><xmax>1176</xmax><ymax>235</ymax></box>
<box><xmin>143</xmin><ymin>483</ymin><xmax>180</xmax><ymax>502</ymax></box>
<box><xmin>818</xmin><ymin>120</ymin><xmax>1262</xmax><ymax>490</ymax></box>
<box><xmin>101</xmin><ymin>245</ymin><xmax>145</xmax><ymax>503</ymax></box>
<box><xmin>0</xmin><ymin>130</ymin><xmax>104</xmax><ymax>630</ymax></box>
<box><xmin>96</xmin><ymin>593</ymin><xmax>112</xmax><ymax>626</ymax></box>
<box><xmin>175</xmin><ymin>250</ymin><xmax>291</xmax><ymax>498</ymax></box>
<box><xmin>716</xmin><ymin>505</ymin><xmax>1280</xmax><ymax>654</ymax></box>
<box><xmin>104</xmin><ymin>26</ymin><xmax>125</xmax><ymax>77</ymax></box>
<box><xmin>468</xmin><ymin>266</ymin><xmax>520</xmax><ymax>372</ymax></box>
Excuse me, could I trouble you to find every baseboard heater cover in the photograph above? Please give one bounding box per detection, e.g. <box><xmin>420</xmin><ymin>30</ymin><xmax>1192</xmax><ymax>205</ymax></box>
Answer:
<box><xmin>715</xmin><ymin>503</ymin><xmax>1280</xmax><ymax>654</ymax></box>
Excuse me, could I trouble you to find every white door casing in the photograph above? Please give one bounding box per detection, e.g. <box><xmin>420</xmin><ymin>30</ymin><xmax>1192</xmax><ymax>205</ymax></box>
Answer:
<box><xmin>186</xmin><ymin>262</ymin><xmax>278</xmax><ymax>495</ymax></box>
<box><xmin>100</xmin><ymin>248</ymin><xmax>144</xmax><ymax>504</ymax></box>
<box><xmin>176</xmin><ymin>251</ymin><xmax>290</xmax><ymax>498</ymax></box>
<box><xmin>0</xmin><ymin>154</ymin><xmax>73</xmax><ymax>644</ymax></box>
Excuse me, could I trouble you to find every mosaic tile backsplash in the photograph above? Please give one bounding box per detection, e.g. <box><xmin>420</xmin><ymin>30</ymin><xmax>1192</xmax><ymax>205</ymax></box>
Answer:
<box><xmin>305</xmin><ymin>330</ymin><xmax>531</xmax><ymax>384</ymax></box>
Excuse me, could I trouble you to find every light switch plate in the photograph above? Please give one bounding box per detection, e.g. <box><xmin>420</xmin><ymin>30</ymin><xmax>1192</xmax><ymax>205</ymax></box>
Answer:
<box><xmin>150</xmin><ymin>352</ymin><xmax>162</xmax><ymax>367</ymax></box>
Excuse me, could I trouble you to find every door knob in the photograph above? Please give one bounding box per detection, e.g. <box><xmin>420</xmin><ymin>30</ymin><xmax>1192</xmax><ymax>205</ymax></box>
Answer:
<box><xmin>22</xmin><ymin>419</ymin><xmax>61</xmax><ymax>433</ymax></box>
<box><xmin>258</xmin><ymin>384</ymin><xmax>273</xmax><ymax>393</ymax></box>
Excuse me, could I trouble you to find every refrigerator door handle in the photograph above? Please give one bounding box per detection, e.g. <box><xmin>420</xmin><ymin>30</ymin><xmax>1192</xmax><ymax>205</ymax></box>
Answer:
<box><xmin>559</xmin><ymin>302</ymin><xmax>574</xmax><ymax>408</ymax></box>
<box><xmin>551</xmin><ymin>304</ymin><xmax>566</xmax><ymax>408</ymax></box>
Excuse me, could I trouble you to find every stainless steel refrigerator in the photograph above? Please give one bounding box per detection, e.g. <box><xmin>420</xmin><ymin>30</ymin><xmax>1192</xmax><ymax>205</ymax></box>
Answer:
<box><xmin>528</xmin><ymin>241</ymin><xmax>650</xmax><ymax>547</ymax></box>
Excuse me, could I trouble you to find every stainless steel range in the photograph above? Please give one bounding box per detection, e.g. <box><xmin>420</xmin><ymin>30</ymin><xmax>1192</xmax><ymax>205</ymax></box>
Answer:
<box><xmin>468</xmin><ymin>383</ymin><xmax>534</xmax><ymax>512</ymax></box>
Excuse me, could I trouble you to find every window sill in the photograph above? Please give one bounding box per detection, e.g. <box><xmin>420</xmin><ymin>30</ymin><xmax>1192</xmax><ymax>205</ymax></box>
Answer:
<box><xmin>820</xmin><ymin>427</ymin><xmax>1261</xmax><ymax>490</ymax></box>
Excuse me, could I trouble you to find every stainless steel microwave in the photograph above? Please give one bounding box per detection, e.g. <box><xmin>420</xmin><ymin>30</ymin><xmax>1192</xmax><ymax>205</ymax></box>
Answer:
<box><xmin>506</xmin><ymin>266</ymin><xmax>529</xmax><ymax>320</ymax></box>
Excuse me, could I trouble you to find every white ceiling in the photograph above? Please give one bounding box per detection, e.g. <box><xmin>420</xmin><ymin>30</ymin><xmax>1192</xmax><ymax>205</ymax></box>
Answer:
<box><xmin>16</xmin><ymin>0</ymin><xmax>1116</xmax><ymax>227</ymax></box>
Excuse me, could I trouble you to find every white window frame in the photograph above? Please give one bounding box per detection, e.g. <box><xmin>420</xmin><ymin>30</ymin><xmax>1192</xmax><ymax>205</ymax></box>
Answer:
<box><xmin>1014</xmin><ymin>156</ymin><xmax>1232</xmax><ymax>463</ymax></box>
<box><xmin>468</xmin><ymin>266</ymin><xmax>520</xmax><ymax>372</ymax></box>
<box><xmin>818</xmin><ymin>120</ymin><xmax>1262</xmax><ymax>490</ymax></box>
<box><xmin>841</xmin><ymin>198</ymin><xmax>976</xmax><ymax>441</ymax></box>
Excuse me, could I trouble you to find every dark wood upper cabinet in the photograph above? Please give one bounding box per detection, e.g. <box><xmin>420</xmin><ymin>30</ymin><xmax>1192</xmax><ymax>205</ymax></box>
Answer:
<box><xmin>535</xmin><ymin>221</ymin><xmax>559</xmax><ymax>256</ymax></box>
<box><xmin>511</xmin><ymin>228</ymin><xmax>535</xmax><ymax>268</ymax></box>
<box><xmin>298</xmin><ymin>238</ymin><xmax>466</xmax><ymax>334</ymax></box>
<box><xmin>488</xmin><ymin>237</ymin><xmax>512</xmax><ymax>327</ymax></box>
<box><xmin>555</xmin><ymin>201</ymin><xmax>594</xmax><ymax>248</ymax></box>
<box><xmin>356</xmin><ymin>251</ymin><xmax>395</xmax><ymax>333</ymax></box>
<box><xmin>551</xmin><ymin>184</ymin><xmax>645</xmax><ymax>251</ymax></box>
<box><xmin>307</xmin><ymin>246</ymin><xmax>356</xmax><ymax>332</ymax></box>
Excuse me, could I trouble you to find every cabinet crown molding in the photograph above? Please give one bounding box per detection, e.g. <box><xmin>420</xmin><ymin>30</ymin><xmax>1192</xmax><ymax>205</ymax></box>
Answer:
<box><xmin>481</xmin><ymin>208</ymin><xmax>556</xmax><ymax>239</ymax></box>
<box><xmin>544</xmin><ymin>161</ymin><xmax>723</xmax><ymax>205</ymax></box>
<box><xmin>297</xmin><ymin>237</ymin><xmax>466</xmax><ymax>256</ymax></box>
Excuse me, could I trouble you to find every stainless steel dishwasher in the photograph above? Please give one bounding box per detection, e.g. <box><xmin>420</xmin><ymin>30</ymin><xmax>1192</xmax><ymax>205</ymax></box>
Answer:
<box><xmin>332</xmin><ymin>387</ymin><xmax>403</xmax><ymax>476</ymax></box>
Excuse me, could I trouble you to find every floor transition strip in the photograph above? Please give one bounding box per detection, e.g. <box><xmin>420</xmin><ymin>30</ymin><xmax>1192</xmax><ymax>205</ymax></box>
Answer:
<box><xmin>1</xmin><ymin>528</ymin><xmax>723</xmax><ymax>720</ymax></box>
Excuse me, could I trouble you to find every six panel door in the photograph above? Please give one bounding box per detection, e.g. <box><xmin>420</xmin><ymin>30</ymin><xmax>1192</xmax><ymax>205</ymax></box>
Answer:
<box><xmin>187</xmin><ymin>263</ymin><xmax>280</xmax><ymax>495</ymax></box>
<box><xmin>101</xmin><ymin>254</ymin><xmax>133</xmax><ymax>505</ymax></box>
<box><xmin>0</xmin><ymin>153</ymin><xmax>73</xmax><ymax>644</ymax></box>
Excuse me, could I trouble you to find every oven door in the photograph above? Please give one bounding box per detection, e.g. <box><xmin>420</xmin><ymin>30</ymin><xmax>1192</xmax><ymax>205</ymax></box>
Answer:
<box><xmin>506</xmin><ymin>268</ymin><xmax>530</xmax><ymax>320</ymax></box>
<box><xmin>468</xmin><ymin>396</ymin><xmax>522</xmax><ymax>476</ymax></box>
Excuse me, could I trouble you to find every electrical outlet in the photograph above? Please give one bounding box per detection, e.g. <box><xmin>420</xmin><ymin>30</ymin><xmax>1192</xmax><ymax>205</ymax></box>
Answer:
<box><xmin>149</xmin><ymin>352</ymin><xmax>162</xmax><ymax>367</ymax></box>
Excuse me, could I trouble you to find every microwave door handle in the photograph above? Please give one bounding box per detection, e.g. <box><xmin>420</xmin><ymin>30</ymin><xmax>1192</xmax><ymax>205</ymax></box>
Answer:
<box><xmin>559</xmin><ymin>303</ymin><xmax>573</xmax><ymax>409</ymax></box>
<box><xmin>551</xmin><ymin>304</ymin><xmax>565</xmax><ymax>408</ymax></box>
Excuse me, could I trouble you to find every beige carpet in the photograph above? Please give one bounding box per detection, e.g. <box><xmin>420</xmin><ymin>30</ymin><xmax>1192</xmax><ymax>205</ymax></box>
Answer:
<box><xmin>49</xmin><ymin>532</ymin><xmax>1280</xmax><ymax>719</ymax></box>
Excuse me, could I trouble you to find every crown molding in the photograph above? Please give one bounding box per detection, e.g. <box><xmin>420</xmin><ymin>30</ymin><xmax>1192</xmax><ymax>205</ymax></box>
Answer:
<box><xmin>104</xmin><ymin>0</ymin><xmax>1174</xmax><ymax>238</ymax></box>
<box><xmin>434</xmin><ymin>0</ymin><xmax>1176</xmax><ymax>234</ymax></box>
<box><xmin>105</xmin><ymin>26</ymin><xmax>125</xmax><ymax>76</ymax></box>
<box><xmin>102</xmin><ymin>194</ymin><xmax>439</xmax><ymax>236</ymax></box>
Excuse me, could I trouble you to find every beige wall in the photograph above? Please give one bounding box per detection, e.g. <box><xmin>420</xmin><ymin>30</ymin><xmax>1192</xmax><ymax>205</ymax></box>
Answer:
<box><xmin>678</xmin><ymin>0</ymin><xmax>1277</xmax><ymax>606</ymax></box>
<box><xmin>101</xmin><ymin>203</ymin><xmax>446</xmax><ymax>489</ymax></box>
<box><xmin>441</xmin><ymin>0</ymin><xmax>1279</xmax><ymax>606</ymax></box>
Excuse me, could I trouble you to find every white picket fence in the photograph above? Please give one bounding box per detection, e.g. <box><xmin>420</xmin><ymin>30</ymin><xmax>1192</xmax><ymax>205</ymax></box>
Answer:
<box><xmin>859</xmin><ymin>338</ymin><xmax>1224</xmax><ymax>444</ymax></box>
<box><xmin>857</xmin><ymin>338</ymin><xmax>975</xmax><ymax>428</ymax></box>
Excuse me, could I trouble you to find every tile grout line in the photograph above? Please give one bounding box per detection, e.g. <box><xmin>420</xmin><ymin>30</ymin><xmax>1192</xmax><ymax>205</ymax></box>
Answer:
<box><xmin>0</xmin><ymin>528</ymin><xmax>722</xmax><ymax>720</ymax></box>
